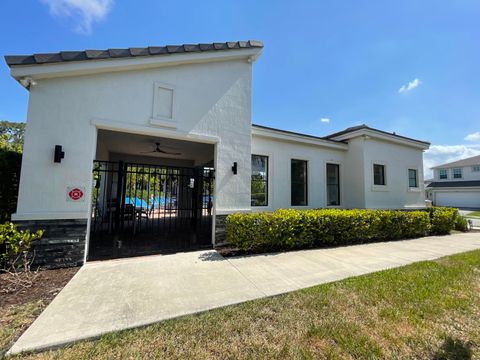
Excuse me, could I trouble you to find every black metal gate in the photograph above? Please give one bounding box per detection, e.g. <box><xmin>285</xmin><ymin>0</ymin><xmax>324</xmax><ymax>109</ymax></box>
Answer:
<box><xmin>88</xmin><ymin>161</ymin><xmax>214</xmax><ymax>260</ymax></box>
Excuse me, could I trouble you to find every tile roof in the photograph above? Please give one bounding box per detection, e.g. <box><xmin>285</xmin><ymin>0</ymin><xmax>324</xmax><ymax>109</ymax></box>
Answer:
<box><xmin>4</xmin><ymin>40</ymin><xmax>263</xmax><ymax>67</ymax></box>
<box><xmin>426</xmin><ymin>180</ymin><xmax>480</xmax><ymax>188</ymax></box>
<box><xmin>325</xmin><ymin>124</ymin><xmax>430</xmax><ymax>145</ymax></box>
<box><xmin>431</xmin><ymin>155</ymin><xmax>480</xmax><ymax>169</ymax></box>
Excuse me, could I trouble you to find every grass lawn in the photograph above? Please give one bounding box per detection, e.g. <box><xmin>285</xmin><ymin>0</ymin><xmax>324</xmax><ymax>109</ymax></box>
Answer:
<box><xmin>0</xmin><ymin>268</ymin><xmax>78</xmax><ymax>358</ymax></box>
<box><xmin>466</xmin><ymin>210</ymin><xmax>480</xmax><ymax>218</ymax></box>
<box><xmin>5</xmin><ymin>250</ymin><xmax>480</xmax><ymax>360</ymax></box>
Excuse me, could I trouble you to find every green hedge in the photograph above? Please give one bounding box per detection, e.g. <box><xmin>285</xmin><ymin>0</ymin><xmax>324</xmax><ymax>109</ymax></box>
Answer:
<box><xmin>226</xmin><ymin>209</ymin><xmax>432</xmax><ymax>252</ymax></box>
<box><xmin>427</xmin><ymin>207</ymin><xmax>459</xmax><ymax>235</ymax></box>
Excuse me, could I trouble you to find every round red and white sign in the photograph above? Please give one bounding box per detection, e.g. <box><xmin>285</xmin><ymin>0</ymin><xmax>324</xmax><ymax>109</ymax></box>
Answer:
<box><xmin>68</xmin><ymin>188</ymin><xmax>84</xmax><ymax>201</ymax></box>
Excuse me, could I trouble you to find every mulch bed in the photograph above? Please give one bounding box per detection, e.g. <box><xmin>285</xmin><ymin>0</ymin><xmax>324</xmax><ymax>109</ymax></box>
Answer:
<box><xmin>0</xmin><ymin>267</ymin><xmax>79</xmax><ymax>309</ymax></box>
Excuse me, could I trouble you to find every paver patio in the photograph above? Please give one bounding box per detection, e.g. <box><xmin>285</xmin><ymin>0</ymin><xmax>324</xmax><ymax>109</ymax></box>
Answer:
<box><xmin>8</xmin><ymin>231</ymin><xmax>480</xmax><ymax>355</ymax></box>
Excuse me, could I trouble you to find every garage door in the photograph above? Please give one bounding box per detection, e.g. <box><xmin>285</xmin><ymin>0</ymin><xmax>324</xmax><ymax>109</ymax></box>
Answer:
<box><xmin>435</xmin><ymin>191</ymin><xmax>480</xmax><ymax>208</ymax></box>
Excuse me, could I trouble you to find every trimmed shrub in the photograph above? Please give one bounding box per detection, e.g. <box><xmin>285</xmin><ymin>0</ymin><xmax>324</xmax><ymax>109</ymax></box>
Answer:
<box><xmin>454</xmin><ymin>214</ymin><xmax>470</xmax><ymax>232</ymax></box>
<box><xmin>226</xmin><ymin>209</ymin><xmax>431</xmax><ymax>252</ymax></box>
<box><xmin>0</xmin><ymin>222</ymin><xmax>43</xmax><ymax>270</ymax></box>
<box><xmin>427</xmin><ymin>207</ymin><xmax>459</xmax><ymax>235</ymax></box>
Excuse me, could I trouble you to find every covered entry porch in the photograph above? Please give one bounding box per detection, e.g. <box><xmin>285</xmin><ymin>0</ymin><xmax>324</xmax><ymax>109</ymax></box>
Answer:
<box><xmin>88</xmin><ymin>129</ymin><xmax>215</xmax><ymax>260</ymax></box>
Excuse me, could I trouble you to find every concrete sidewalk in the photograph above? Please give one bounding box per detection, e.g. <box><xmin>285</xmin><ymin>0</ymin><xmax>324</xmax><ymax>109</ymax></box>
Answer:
<box><xmin>8</xmin><ymin>232</ymin><xmax>480</xmax><ymax>355</ymax></box>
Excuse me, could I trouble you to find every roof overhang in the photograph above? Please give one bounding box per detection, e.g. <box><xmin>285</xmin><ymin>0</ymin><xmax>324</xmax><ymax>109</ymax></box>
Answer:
<box><xmin>9</xmin><ymin>47</ymin><xmax>262</xmax><ymax>84</ymax></box>
<box><xmin>329</xmin><ymin>128</ymin><xmax>430</xmax><ymax>150</ymax></box>
<box><xmin>427</xmin><ymin>187</ymin><xmax>480</xmax><ymax>190</ymax></box>
<box><xmin>252</xmin><ymin>125</ymin><xmax>349</xmax><ymax>151</ymax></box>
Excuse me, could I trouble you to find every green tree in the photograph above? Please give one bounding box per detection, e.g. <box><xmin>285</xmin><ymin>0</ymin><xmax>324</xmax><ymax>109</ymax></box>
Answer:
<box><xmin>0</xmin><ymin>121</ymin><xmax>25</xmax><ymax>221</ymax></box>
<box><xmin>0</xmin><ymin>121</ymin><xmax>25</xmax><ymax>152</ymax></box>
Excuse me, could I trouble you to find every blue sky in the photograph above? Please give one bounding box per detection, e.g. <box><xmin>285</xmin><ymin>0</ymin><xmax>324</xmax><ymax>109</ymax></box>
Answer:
<box><xmin>1</xmin><ymin>0</ymin><xmax>480</xmax><ymax>177</ymax></box>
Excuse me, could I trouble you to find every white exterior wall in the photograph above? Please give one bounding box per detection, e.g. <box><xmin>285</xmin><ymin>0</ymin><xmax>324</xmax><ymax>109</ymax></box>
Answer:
<box><xmin>342</xmin><ymin>137</ymin><xmax>366</xmax><ymax>208</ymax></box>
<box><xmin>362</xmin><ymin>138</ymin><xmax>425</xmax><ymax>209</ymax></box>
<box><xmin>14</xmin><ymin>59</ymin><xmax>253</xmax><ymax>220</ymax></box>
<box><xmin>251</xmin><ymin>135</ymin><xmax>346</xmax><ymax>210</ymax></box>
<box><xmin>433</xmin><ymin>166</ymin><xmax>480</xmax><ymax>181</ymax></box>
<box><xmin>250</xmin><ymin>134</ymin><xmax>426</xmax><ymax>210</ymax></box>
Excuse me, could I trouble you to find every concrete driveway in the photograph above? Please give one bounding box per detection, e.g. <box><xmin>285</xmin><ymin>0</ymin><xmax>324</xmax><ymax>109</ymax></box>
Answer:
<box><xmin>459</xmin><ymin>209</ymin><xmax>480</xmax><ymax>228</ymax></box>
<box><xmin>9</xmin><ymin>231</ymin><xmax>480</xmax><ymax>355</ymax></box>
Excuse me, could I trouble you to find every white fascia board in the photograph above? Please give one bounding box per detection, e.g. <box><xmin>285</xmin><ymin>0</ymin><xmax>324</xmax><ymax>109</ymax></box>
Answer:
<box><xmin>430</xmin><ymin>187</ymin><xmax>480</xmax><ymax>191</ymax></box>
<box><xmin>251</xmin><ymin>126</ymin><xmax>349</xmax><ymax>151</ymax></box>
<box><xmin>10</xmin><ymin>48</ymin><xmax>263</xmax><ymax>80</ymax></box>
<box><xmin>330</xmin><ymin>129</ymin><xmax>430</xmax><ymax>150</ymax></box>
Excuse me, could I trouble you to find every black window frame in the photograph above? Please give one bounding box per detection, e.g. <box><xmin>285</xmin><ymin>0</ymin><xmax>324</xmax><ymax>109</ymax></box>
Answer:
<box><xmin>291</xmin><ymin>159</ymin><xmax>308</xmax><ymax>206</ymax></box>
<box><xmin>452</xmin><ymin>167</ymin><xmax>463</xmax><ymax>179</ymax></box>
<box><xmin>408</xmin><ymin>168</ymin><xmax>418</xmax><ymax>188</ymax></box>
<box><xmin>439</xmin><ymin>169</ymin><xmax>448</xmax><ymax>179</ymax></box>
<box><xmin>251</xmin><ymin>154</ymin><xmax>269</xmax><ymax>207</ymax></box>
<box><xmin>326</xmin><ymin>163</ymin><xmax>340</xmax><ymax>206</ymax></box>
<box><xmin>373</xmin><ymin>164</ymin><xmax>386</xmax><ymax>186</ymax></box>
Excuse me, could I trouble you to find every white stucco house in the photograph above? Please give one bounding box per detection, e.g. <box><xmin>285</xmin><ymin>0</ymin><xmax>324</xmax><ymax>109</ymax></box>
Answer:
<box><xmin>426</xmin><ymin>155</ymin><xmax>480</xmax><ymax>208</ymax></box>
<box><xmin>5</xmin><ymin>40</ymin><xmax>430</xmax><ymax>267</ymax></box>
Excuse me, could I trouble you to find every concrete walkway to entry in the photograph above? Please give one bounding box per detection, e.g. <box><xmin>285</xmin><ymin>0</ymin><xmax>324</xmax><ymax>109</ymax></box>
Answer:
<box><xmin>9</xmin><ymin>232</ymin><xmax>480</xmax><ymax>355</ymax></box>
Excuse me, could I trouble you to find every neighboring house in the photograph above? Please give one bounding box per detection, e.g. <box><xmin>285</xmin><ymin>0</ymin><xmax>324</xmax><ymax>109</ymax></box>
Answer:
<box><xmin>4</xmin><ymin>41</ymin><xmax>430</xmax><ymax>268</ymax></box>
<box><xmin>424</xmin><ymin>179</ymin><xmax>433</xmax><ymax>202</ymax></box>
<box><xmin>426</xmin><ymin>155</ymin><xmax>480</xmax><ymax>208</ymax></box>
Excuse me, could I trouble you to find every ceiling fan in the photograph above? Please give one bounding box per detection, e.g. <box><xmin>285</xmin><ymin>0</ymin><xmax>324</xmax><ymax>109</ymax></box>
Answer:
<box><xmin>140</xmin><ymin>142</ymin><xmax>181</xmax><ymax>155</ymax></box>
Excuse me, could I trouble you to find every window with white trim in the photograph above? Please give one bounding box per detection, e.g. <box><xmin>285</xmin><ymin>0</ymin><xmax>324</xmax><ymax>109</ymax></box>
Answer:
<box><xmin>373</xmin><ymin>164</ymin><xmax>386</xmax><ymax>185</ymax></box>
<box><xmin>291</xmin><ymin>159</ymin><xmax>308</xmax><ymax>206</ymax></box>
<box><xmin>408</xmin><ymin>169</ymin><xmax>418</xmax><ymax>188</ymax></box>
<box><xmin>251</xmin><ymin>155</ymin><xmax>268</xmax><ymax>206</ymax></box>
<box><xmin>439</xmin><ymin>169</ymin><xmax>448</xmax><ymax>179</ymax></box>
<box><xmin>326</xmin><ymin>163</ymin><xmax>340</xmax><ymax>206</ymax></box>
<box><xmin>453</xmin><ymin>167</ymin><xmax>462</xmax><ymax>179</ymax></box>
<box><xmin>473</xmin><ymin>165</ymin><xmax>480</xmax><ymax>172</ymax></box>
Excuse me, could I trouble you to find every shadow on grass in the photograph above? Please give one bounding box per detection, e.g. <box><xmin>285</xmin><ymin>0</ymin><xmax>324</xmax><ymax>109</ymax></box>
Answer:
<box><xmin>433</xmin><ymin>337</ymin><xmax>472</xmax><ymax>360</ymax></box>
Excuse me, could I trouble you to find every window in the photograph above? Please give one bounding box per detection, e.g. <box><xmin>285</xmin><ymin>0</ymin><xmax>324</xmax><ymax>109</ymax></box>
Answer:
<box><xmin>408</xmin><ymin>169</ymin><xmax>418</xmax><ymax>188</ymax></box>
<box><xmin>439</xmin><ymin>169</ymin><xmax>448</xmax><ymax>179</ymax></box>
<box><xmin>251</xmin><ymin>155</ymin><xmax>268</xmax><ymax>206</ymax></box>
<box><xmin>453</xmin><ymin>168</ymin><xmax>462</xmax><ymax>179</ymax></box>
<box><xmin>291</xmin><ymin>159</ymin><xmax>308</xmax><ymax>206</ymax></box>
<box><xmin>373</xmin><ymin>164</ymin><xmax>386</xmax><ymax>185</ymax></box>
<box><xmin>326</xmin><ymin>163</ymin><xmax>340</xmax><ymax>206</ymax></box>
<box><xmin>472</xmin><ymin>165</ymin><xmax>480</xmax><ymax>172</ymax></box>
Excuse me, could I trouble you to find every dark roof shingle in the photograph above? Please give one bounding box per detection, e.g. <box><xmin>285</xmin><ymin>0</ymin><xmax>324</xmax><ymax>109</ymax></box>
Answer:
<box><xmin>4</xmin><ymin>40</ymin><xmax>263</xmax><ymax>67</ymax></box>
<box><xmin>426</xmin><ymin>181</ymin><xmax>480</xmax><ymax>188</ymax></box>
<box><xmin>325</xmin><ymin>124</ymin><xmax>430</xmax><ymax>145</ymax></box>
<box><xmin>252</xmin><ymin>124</ymin><xmax>347</xmax><ymax>145</ymax></box>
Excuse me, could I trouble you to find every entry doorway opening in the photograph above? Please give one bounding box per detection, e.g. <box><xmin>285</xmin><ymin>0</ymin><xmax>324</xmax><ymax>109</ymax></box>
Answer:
<box><xmin>88</xmin><ymin>130</ymin><xmax>215</xmax><ymax>260</ymax></box>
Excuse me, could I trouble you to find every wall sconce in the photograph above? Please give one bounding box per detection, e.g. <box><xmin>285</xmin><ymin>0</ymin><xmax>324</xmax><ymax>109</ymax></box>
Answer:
<box><xmin>54</xmin><ymin>145</ymin><xmax>65</xmax><ymax>163</ymax></box>
<box><xmin>232</xmin><ymin>162</ymin><xmax>238</xmax><ymax>175</ymax></box>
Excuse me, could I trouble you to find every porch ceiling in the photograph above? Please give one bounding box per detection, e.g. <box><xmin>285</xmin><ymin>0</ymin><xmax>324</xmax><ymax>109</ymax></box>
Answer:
<box><xmin>96</xmin><ymin>129</ymin><xmax>214</xmax><ymax>163</ymax></box>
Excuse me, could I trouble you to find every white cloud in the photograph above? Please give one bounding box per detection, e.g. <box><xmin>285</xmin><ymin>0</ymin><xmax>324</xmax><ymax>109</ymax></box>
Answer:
<box><xmin>320</xmin><ymin>118</ymin><xmax>330</xmax><ymax>123</ymax></box>
<box><xmin>398</xmin><ymin>78</ymin><xmax>421</xmax><ymax>93</ymax></box>
<box><xmin>423</xmin><ymin>144</ymin><xmax>480</xmax><ymax>179</ymax></box>
<box><xmin>40</xmin><ymin>0</ymin><xmax>114</xmax><ymax>34</ymax></box>
<box><xmin>464</xmin><ymin>131</ymin><xmax>480</xmax><ymax>142</ymax></box>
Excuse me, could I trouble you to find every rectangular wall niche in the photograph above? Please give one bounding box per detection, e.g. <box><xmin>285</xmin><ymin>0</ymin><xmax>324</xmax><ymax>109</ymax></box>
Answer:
<box><xmin>151</xmin><ymin>82</ymin><xmax>175</xmax><ymax>128</ymax></box>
